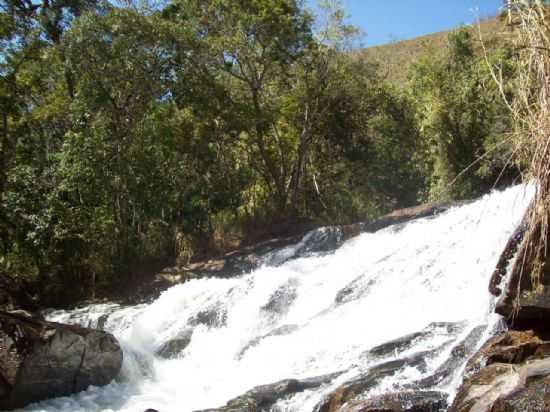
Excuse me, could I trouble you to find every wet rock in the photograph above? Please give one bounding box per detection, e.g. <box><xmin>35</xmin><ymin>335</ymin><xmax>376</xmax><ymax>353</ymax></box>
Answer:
<box><xmin>195</xmin><ymin>372</ymin><xmax>341</xmax><ymax>412</ymax></box>
<box><xmin>411</xmin><ymin>325</ymin><xmax>485</xmax><ymax>388</ymax></box>
<box><xmin>315</xmin><ymin>356</ymin><xmax>428</xmax><ymax>412</ymax></box>
<box><xmin>363</xmin><ymin>322</ymin><xmax>465</xmax><ymax>363</ymax></box>
<box><xmin>96</xmin><ymin>313</ymin><xmax>109</xmax><ymax>330</ymax></box>
<box><xmin>156</xmin><ymin>329</ymin><xmax>194</xmax><ymax>359</ymax></box>
<box><xmin>260</xmin><ymin>279</ymin><xmax>298</xmax><ymax>315</ymax></box>
<box><xmin>450</xmin><ymin>330</ymin><xmax>550</xmax><ymax>412</ymax></box>
<box><xmin>367</xmin><ymin>332</ymin><xmax>429</xmax><ymax>358</ymax></box>
<box><xmin>494</xmin><ymin>213</ymin><xmax>550</xmax><ymax>331</ymax></box>
<box><xmin>0</xmin><ymin>311</ymin><xmax>123</xmax><ymax>410</ymax></box>
<box><xmin>342</xmin><ymin>390</ymin><xmax>448</xmax><ymax>412</ymax></box>
<box><xmin>294</xmin><ymin>227</ymin><xmax>344</xmax><ymax>255</ymax></box>
<box><xmin>488</xmin><ymin>210</ymin><xmax>529</xmax><ymax>296</ymax></box>
<box><xmin>189</xmin><ymin>307</ymin><xmax>227</xmax><ymax>328</ymax></box>
<box><xmin>238</xmin><ymin>324</ymin><xmax>299</xmax><ymax>357</ymax></box>
<box><xmin>335</xmin><ymin>278</ymin><xmax>377</xmax><ymax>305</ymax></box>
<box><xmin>361</xmin><ymin>201</ymin><xmax>460</xmax><ymax>233</ymax></box>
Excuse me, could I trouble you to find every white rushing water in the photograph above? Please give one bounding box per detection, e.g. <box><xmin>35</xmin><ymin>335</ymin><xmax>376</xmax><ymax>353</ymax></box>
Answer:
<box><xmin>25</xmin><ymin>185</ymin><xmax>533</xmax><ymax>412</ymax></box>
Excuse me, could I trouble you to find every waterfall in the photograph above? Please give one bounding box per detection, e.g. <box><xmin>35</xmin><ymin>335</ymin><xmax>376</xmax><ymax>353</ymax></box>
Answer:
<box><xmin>28</xmin><ymin>184</ymin><xmax>533</xmax><ymax>412</ymax></box>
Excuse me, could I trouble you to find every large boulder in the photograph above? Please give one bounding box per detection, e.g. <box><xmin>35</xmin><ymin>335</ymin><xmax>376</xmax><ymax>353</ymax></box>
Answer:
<box><xmin>450</xmin><ymin>330</ymin><xmax>550</xmax><ymax>412</ymax></box>
<box><xmin>0</xmin><ymin>311</ymin><xmax>123</xmax><ymax>410</ymax></box>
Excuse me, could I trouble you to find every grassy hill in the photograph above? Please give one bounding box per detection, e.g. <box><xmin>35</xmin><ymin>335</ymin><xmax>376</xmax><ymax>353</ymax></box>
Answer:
<box><xmin>357</xmin><ymin>17</ymin><xmax>509</xmax><ymax>87</ymax></box>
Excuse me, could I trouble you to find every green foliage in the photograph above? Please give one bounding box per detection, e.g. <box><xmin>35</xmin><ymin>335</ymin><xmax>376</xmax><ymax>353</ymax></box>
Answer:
<box><xmin>408</xmin><ymin>28</ymin><xmax>518</xmax><ymax>201</ymax></box>
<box><xmin>0</xmin><ymin>0</ymin><xmax>519</xmax><ymax>306</ymax></box>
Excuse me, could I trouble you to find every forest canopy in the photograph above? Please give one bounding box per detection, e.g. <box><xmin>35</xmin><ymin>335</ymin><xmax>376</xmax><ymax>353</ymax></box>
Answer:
<box><xmin>0</xmin><ymin>0</ymin><xmax>519</xmax><ymax>305</ymax></box>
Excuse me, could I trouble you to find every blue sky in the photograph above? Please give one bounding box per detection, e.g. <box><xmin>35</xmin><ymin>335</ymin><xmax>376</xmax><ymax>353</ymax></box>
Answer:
<box><xmin>306</xmin><ymin>0</ymin><xmax>504</xmax><ymax>47</ymax></box>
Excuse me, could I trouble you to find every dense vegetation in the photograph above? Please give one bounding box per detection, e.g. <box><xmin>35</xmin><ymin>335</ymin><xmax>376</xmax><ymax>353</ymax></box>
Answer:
<box><xmin>0</xmin><ymin>0</ymin><xmax>520</xmax><ymax>306</ymax></box>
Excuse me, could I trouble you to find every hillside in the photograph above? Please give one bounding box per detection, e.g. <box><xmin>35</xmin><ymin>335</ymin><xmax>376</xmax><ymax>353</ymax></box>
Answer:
<box><xmin>358</xmin><ymin>17</ymin><xmax>508</xmax><ymax>87</ymax></box>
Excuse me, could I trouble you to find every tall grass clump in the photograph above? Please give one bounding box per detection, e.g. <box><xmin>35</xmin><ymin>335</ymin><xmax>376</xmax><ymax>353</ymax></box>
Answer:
<box><xmin>507</xmin><ymin>0</ymin><xmax>550</xmax><ymax>294</ymax></box>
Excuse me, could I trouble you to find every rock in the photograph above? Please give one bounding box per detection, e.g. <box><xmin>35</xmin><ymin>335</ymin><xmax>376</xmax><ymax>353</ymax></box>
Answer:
<box><xmin>315</xmin><ymin>356</ymin><xmax>428</xmax><ymax>412</ymax></box>
<box><xmin>156</xmin><ymin>329</ymin><xmax>194</xmax><ymax>358</ymax></box>
<box><xmin>6</xmin><ymin>310</ymin><xmax>43</xmax><ymax>321</ymax></box>
<box><xmin>474</xmin><ymin>330</ymin><xmax>550</xmax><ymax>368</ymax></box>
<box><xmin>96</xmin><ymin>313</ymin><xmax>110</xmax><ymax>330</ymax></box>
<box><xmin>260</xmin><ymin>279</ymin><xmax>298</xmax><ymax>315</ymax></box>
<box><xmin>360</xmin><ymin>201</ymin><xmax>461</xmax><ymax>233</ymax></box>
<box><xmin>189</xmin><ymin>306</ymin><xmax>227</xmax><ymax>328</ymax></box>
<box><xmin>238</xmin><ymin>324</ymin><xmax>299</xmax><ymax>357</ymax></box>
<box><xmin>460</xmin><ymin>330</ymin><xmax>550</xmax><ymax>381</ymax></box>
<box><xmin>363</xmin><ymin>322</ymin><xmax>464</xmax><ymax>362</ymax></box>
<box><xmin>0</xmin><ymin>311</ymin><xmax>123</xmax><ymax>410</ymax></box>
<box><xmin>367</xmin><ymin>331</ymin><xmax>429</xmax><ymax>358</ymax></box>
<box><xmin>488</xmin><ymin>209</ymin><xmax>529</xmax><ymax>296</ymax></box>
<box><xmin>410</xmin><ymin>325</ymin><xmax>485</xmax><ymax>389</ymax></box>
<box><xmin>294</xmin><ymin>227</ymin><xmax>344</xmax><ymax>255</ymax></box>
<box><xmin>0</xmin><ymin>275</ymin><xmax>36</xmax><ymax>313</ymax></box>
<box><xmin>341</xmin><ymin>390</ymin><xmax>448</xmax><ymax>412</ymax></box>
<box><xmin>494</xmin><ymin>212</ymin><xmax>550</xmax><ymax>330</ymax></box>
<box><xmin>450</xmin><ymin>360</ymin><xmax>550</xmax><ymax>412</ymax></box>
<box><xmin>450</xmin><ymin>330</ymin><xmax>550</xmax><ymax>412</ymax></box>
<box><xmin>489</xmin><ymin>375</ymin><xmax>550</xmax><ymax>412</ymax></box>
<box><xmin>194</xmin><ymin>372</ymin><xmax>341</xmax><ymax>412</ymax></box>
<box><xmin>335</xmin><ymin>278</ymin><xmax>377</xmax><ymax>305</ymax></box>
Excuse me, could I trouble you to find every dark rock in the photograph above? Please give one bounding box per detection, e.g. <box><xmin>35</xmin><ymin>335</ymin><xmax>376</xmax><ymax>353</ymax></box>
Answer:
<box><xmin>156</xmin><ymin>329</ymin><xmax>194</xmax><ymax>359</ymax></box>
<box><xmin>488</xmin><ymin>208</ymin><xmax>529</xmax><ymax>296</ymax></box>
<box><xmin>368</xmin><ymin>332</ymin><xmax>429</xmax><ymax>358</ymax></box>
<box><xmin>342</xmin><ymin>390</ymin><xmax>448</xmax><ymax>412</ymax></box>
<box><xmin>194</xmin><ymin>372</ymin><xmax>342</xmax><ymax>412</ymax></box>
<box><xmin>260</xmin><ymin>279</ymin><xmax>298</xmax><ymax>315</ymax></box>
<box><xmin>335</xmin><ymin>278</ymin><xmax>377</xmax><ymax>305</ymax></box>
<box><xmin>189</xmin><ymin>306</ymin><xmax>227</xmax><ymax>328</ymax></box>
<box><xmin>96</xmin><ymin>313</ymin><xmax>110</xmax><ymax>330</ymax></box>
<box><xmin>294</xmin><ymin>227</ymin><xmax>344</xmax><ymax>255</ymax></box>
<box><xmin>361</xmin><ymin>201</ymin><xmax>461</xmax><ymax>233</ymax></box>
<box><xmin>411</xmin><ymin>325</ymin><xmax>485</xmax><ymax>389</ymax></box>
<box><xmin>315</xmin><ymin>355</ymin><xmax>429</xmax><ymax>412</ymax></box>
<box><xmin>364</xmin><ymin>322</ymin><xmax>465</xmax><ymax>363</ymax></box>
<box><xmin>0</xmin><ymin>310</ymin><xmax>122</xmax><ymax>410</ymax></box>
<box><xmin>0</xmin><ymin>275</ymin><xmax>36</xmax><ymax>312</ymax></box>
<box><xmin>494</xmin><ymin>211</ymin><xmax>550</xmax><ymax>332</ymax></box>
<box><xmin>238</xmin><ymin>324</ymin><xmax>299</xmax><ymax>357</ymax></box>
<box><xmin>7</xmin><ymin>310</ymin><xmax>43</xmax><ymax>321</ymax></box>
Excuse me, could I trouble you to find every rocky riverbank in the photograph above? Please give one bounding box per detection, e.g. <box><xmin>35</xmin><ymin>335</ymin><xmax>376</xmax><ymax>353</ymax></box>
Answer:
<box><xmin>0</xmin><ymin>311</ymin><xmax>122</xmax><ymax>410</ymax></box>
<box><xmin>128</xmin><ymin>200</ymin><xmax>460</xmax><ymax>306</ymax></box>
<box><xmin>450</xmin><ymin>200</ymin><xmax>550</xmax><ymax>411</ymax></box>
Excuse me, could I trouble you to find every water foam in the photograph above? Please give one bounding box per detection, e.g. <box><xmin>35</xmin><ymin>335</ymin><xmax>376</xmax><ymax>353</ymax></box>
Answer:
<box><xmin>28</xmin><ymin>184</ymin><xmax>533</xmax><ymax>412</ymax></box>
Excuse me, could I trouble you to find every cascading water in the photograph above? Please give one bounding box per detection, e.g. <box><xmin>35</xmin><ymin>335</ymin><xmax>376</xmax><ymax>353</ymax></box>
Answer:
<box><xmin>25</xmin><ymin>184</ymin><xmax>533</xmax><ymax>412</ymax></box>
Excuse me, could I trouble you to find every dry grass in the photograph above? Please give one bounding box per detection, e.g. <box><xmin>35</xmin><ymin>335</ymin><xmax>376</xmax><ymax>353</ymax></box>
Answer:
<box><xmin>357</xmin><ymin>17</ymin><xmax>505</xmax><ymax>87</ymax></box>
<box><xmin>505</xmin><ymin>1</ymin><xmax>550</xmax><ymax>301</ymax></box>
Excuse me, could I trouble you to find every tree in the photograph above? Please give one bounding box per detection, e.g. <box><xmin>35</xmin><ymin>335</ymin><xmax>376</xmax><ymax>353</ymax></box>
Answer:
<box><xmin>408</xmin><ymin>28</ymin><xmax>516</xmax><ymax>200</ymax></box>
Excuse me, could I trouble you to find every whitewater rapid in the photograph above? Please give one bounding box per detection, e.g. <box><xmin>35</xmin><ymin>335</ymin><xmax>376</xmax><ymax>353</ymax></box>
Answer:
<box><xmin>26</xmin><ymin>185</ymin><xmax>533</xmax><ymax>412</ymax></box>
